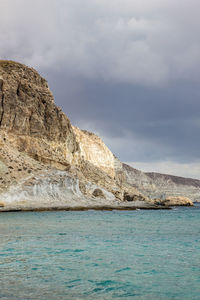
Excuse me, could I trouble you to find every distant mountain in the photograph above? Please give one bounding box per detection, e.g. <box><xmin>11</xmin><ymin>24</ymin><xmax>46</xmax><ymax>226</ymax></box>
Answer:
<box><xmin>123</xmin><ymin>163</ymin><xmax>200</xmax><ymax>202</ymax></box>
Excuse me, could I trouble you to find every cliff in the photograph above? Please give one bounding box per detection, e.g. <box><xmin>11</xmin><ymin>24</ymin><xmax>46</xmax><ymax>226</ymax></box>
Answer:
<box><xmin>0</xmin><ymin>60</ymin><xmax>154</xmax><ymax>211</ymax></box>
<box><xmin>72</xmin><ymin>126</ymin><xmax>125</xmax><ymax>185</ymax></box>
<box><xmin>123</xmin><ymin>164</ymin><xmax>200</xmax><ymax>202</ymax></box>
<box><xmin>0</xmin><ymin>60</ymin><xmax>194</xmax><ymax>211</ymax></box>
<box><xmin>72</xmin><ymin>126</ymin><xmax>122</xmax><ymax>178</ymax></box>
<box><xmin>0</xmin><ymin>60</ymin><xmax>79</xmax><ymax>166</ymax></box>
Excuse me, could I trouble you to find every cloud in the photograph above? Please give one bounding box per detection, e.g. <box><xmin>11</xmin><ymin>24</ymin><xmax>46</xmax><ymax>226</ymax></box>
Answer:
<box><xmin>46</xmin><ymin>73</ymin><xmax>200</xmax><ymax>163</ymax></box>
<box><xmin>1</xmin><ymin>0</ymin><xmax>200</xmax><ymax>178</ymax></box>
<box><xmin>1</xmin><ymin>0</ymin><xmax>200</xmax><ymax>86</ymax></box>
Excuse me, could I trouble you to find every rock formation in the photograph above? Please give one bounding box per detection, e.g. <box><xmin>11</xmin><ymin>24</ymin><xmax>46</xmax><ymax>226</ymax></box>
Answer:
<box><xmin>163</xmin><ymin>196</ymin><xmax>193</xmax><ymax>206</ymax></box>
<box><xmin>123</xmin><ymin>164</ymin><xmax>199</xmax><ymax>203</ymax></box>
<box><xmin>0</xmin><ymin>60</ymin><xmax>79</xmax><ymax>165</ymax></box>
<box><xmin>0</xmin><ymin>60</ymin><xmax>153</xmax><ymax>211</ymax></box>
<box><xmin>0</xmin><ymin>60</ymin><xmax>195</xmax><ymax>211</ymax></box>
<box><xmin>73</xmin><ymin>126</ymin><xmax>123</xmax><ymax>179</ymax></box>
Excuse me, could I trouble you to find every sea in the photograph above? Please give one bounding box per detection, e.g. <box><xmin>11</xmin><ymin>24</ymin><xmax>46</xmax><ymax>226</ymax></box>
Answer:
<box><xmin>0</xmin><ymin>205</ymin><xmax>200</xmax><ymax>299</ymax></box>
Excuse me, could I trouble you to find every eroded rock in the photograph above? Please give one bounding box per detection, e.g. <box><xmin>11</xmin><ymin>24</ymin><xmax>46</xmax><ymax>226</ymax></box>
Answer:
<box><xmin>123</xmin><ymin>163</ymin><xmax>199</xmax><ymax>203</ymax></box>
<box><xmin>0</xmin><ymin>60</ymin><xmax>79</xmax><ymax>166</ymax></box>
<box><xmin>164</xmin><ymin>196</ymin><xmax>193</xmax><ymax>206</ymax></box>
<box><xmin>0</xmin><ymin>60</ymin><xmax>184</xmax><ymax>210</ymax></box>
<box><xmin>92</xmin><ymin>188</ymin><xmax>105</xmax><ymax>199</ymax></box>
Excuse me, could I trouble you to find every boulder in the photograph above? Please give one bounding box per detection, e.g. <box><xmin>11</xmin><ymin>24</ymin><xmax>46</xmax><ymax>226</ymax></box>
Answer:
<box><xmin>92</xmin><ymin>188</ymin><xmax>105</xmax><ymax>199</ymax></box>
<box><xmin>0</xmin><ymin>201</ymin><xmax>5</xmax><ymax>207</ymax></box>
<box><xmin>123</xmin><ymin>192</ymin><xmax>147</xmax><ymax>202</ymax></box>
<box><xmin>164</xmin><ymin>196</ymin><xmax>193</xmax><ymax>206</ymax></box>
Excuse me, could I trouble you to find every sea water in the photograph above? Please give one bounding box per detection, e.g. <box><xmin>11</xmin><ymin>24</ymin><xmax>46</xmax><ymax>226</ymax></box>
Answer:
<box><xmin>0</xmin><ymin>206</ymin><xmax>200</xmax><ymax>299</ymax></box>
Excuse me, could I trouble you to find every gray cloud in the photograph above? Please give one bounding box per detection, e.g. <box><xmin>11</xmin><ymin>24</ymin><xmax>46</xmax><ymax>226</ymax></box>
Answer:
<box><xmin>46</xmin><ymin>73</ymin><xmax>200</xmax><ymax>163</ymax></box>
<box><xmin>1</xmin><ymin>0</ymin><xmax>200</xmax><ymax>177</ymax></box>
<box><xmin>1</xmin><ymin>0</ymin><xmax>200</xmax><ymax>85</ymax></box>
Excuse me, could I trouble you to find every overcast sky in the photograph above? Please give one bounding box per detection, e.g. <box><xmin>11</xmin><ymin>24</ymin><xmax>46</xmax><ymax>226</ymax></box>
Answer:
<box><xmin>1</xmin><ymin>0</ymin><xmax>200</xmax><ymax>178</ymax></box>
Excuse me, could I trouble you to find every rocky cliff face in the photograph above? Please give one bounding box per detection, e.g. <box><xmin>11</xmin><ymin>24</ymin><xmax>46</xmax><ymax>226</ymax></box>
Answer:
<box><xmin>73</xmin><ymin>126</ymin><xmax>124</xmax><ymax>182</ymax></box>
<box><xmin>0</xmin><ymin>60</ymin><xmax>195</xmax><ymax>210</ymax></box>
<box><xmin>0</xmin><ymin>60</ymin><xmax>79</xmax><ymax>167</ymax></box>
<box><xmin>123</xmin><ymin>163</ymin><xmax>200</xmax><ymax>202</ymax></box>
<box><xmin>72</xmin><ymin>126</ymin><xmax>145</xmax><ymax>202</ymax></box>
<box><xmin>0</xmin><ymin>60</ymin><xmax>152</xmax><ymax>210</ymax></box>
<box><xmin>73</xmin><ymin>126</ymin><xmax>119</xmax><ymax>178</ymax></box>
<box><xmin>0</xmin><ymin>61</ymin><xmax>73</xmax><ymax>141</ymax></box>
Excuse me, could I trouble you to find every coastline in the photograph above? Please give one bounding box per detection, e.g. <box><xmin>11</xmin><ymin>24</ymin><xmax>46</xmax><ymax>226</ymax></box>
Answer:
<box><xmin>0</xmin><ymin>61</ymin><xmax>196</xmax><ymax>211</ymax></box>
<box><xmin>0</xmin><ymin>205</ymin><xmax>171</xmax><ymax>212</ymax></box>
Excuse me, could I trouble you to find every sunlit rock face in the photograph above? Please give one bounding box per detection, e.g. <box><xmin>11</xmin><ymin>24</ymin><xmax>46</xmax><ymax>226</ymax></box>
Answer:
<box><xmin>72</xmin><ymin>126</ymin><xmax>123</xmax><ymax>179</ymax></box>
<box><xmin>0</xmin><ymin>60</ymin><xmax>196</xmax><ymax>210</ymax></box>
<box><xmin>0</xmin><ymin>60</ymin><xmax>79</xmax><ymax>165</ymax></box>
<box><xmin>0</xmin><ymin>60</ymin><xmax>149</xmax><ymax>209</ymax></box>
<box><xmin>72</xmin><ymin>127</ymin><xmax>137</xmax><ymax>200</ymax></box>
<box><xmin>0</xmin><ymin>170</ymin><xmax>119</xmax><ymax>211</ymax></box>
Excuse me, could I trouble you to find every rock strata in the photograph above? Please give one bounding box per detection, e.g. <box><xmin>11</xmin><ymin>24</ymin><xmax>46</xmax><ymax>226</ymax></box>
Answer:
<box><xmin>123</xmin><ymin>163</ymin><xmax>200</xmax><ymax>203</ymax></box>
<box><xmin>0</xmin><ymin>60</ymin><xmax>78</xmax><ymax>165</ymax></box>
<box><xmin>0</xmin><ymin>60</ymin><xmax>195</xmax><ymax>211</ymax></box>
<box><xmin>73</xmin><ymin>126</ymin><xmax>124</xmax><ymax>181</ymax></box>
<box><xmin>0</xmin><ymin>61</ymin><xmax>150</xmax><ymax>211</ymax></box>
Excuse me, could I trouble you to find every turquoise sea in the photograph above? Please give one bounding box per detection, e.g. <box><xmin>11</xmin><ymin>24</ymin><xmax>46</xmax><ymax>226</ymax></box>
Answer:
<box><xmin>0</xmin><ymin>205</ymin><xmax>200</xmax><ymax>299</ymax></box>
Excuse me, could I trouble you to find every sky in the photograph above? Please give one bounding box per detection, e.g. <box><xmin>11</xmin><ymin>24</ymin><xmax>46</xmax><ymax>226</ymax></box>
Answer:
<box><xmin>1</xmin><ymin>0</ymin><xmax>200</xmax><ymax>178</ymax></box>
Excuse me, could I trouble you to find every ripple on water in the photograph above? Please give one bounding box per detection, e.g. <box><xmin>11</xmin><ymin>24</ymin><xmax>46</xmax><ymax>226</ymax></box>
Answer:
<box><xmin>0</xmin><ymin>207</ymin><xmax>199</xmax><ymax>299</ymax></box>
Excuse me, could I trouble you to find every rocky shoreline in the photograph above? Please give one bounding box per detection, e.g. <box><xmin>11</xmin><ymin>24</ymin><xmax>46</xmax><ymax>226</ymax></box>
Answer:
<box><xmin>0</xmin><ymin>204</ymin><xmax>171</xmax><ymax>212</ymax></box>
<box><xmin>0</xmin><ymin>60</ymin><xmax>196</xmax><ymax>210</ymax></box>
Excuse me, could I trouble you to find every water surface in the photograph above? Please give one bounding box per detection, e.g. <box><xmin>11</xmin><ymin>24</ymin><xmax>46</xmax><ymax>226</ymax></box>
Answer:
<box><xmin>0</xmin><ymin>206</ymin><xmax>200</xmax><ymax>299</ymax></box>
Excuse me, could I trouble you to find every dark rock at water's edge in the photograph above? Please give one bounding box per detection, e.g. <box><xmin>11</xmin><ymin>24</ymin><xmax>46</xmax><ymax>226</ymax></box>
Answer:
<box><xmin>0</xmin><ymin>205</ymin><xmax>171</xmax><ymax>212</ymax></box>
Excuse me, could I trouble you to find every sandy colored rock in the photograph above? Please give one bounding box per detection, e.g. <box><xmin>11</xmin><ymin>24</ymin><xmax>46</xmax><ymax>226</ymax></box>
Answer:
<box><xmin>123</xmin><ymin>163</ymin><xmax>200</xmax><ymax>202</ymax></box>
<box><xmin>0</xmin><ymin>60</ymin><xmax>149</xmax><ymax>209</ymax></box>
<box><xmin>0</xmin><ymin>60</ymin><xmax>194</xmax><ymax>210</ymax></box>
<box><xmin>0</xmin><ymin>60</ymin><xmax>79</xmax><ymax>166</ymax></box>
<box><xmin>73</xmin><ymin>126</ymin><xmax>123</xmax><ymax>180</ymax></box>
<box><xmin>164</xmin><ymin>196</ymin><xmax>193</xmax><ymax>206</ymax></box>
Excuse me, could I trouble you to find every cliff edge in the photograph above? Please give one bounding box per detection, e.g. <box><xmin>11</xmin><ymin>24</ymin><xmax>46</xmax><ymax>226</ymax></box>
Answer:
<box><xmin>123</xmin><ymin>164</ymin><xmax>200</xmax><ymax>202</ymax></box>
<box><xmin>0</xmin><ymin>60</ymin><xmax>155</xmax><ymax>211</ymax></box>
<box><xmin>0</xmin><ymin>61</ymin><xmax>194</xmax><ymax>211</ymax></box>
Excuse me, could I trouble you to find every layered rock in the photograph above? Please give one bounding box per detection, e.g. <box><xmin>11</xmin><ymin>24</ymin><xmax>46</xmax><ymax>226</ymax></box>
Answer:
<box><xmin>73</xmin><ymin>126</ymin><xmax>123</xmax><ymax>179</ymax></box>
<box><xmin>72</xmin><ymin>126</ymin><xmax>126</xmax><ymax>188</ymax></box>
<box><xmin>0</xmin><ymin>60</ymin><xmax>151</xmax><ymax>210</ymax></box>
<box><xmin>0</xmin><ymin>60</ymin><xmax>79</xmax><ymax>166</ymax></box>
<box><xmin>0</xmin><ymin>60</ymin><xmax>195</xmax><ymax>210</ymax></box>
<box><xmin>123</xmin><ymin>163</ymin><xmax>200</xmax><ymax>202</ymax></box>
<box><xmin>72</xmin><ymin>127</ymin><xmax>147</xmax><ymax>202</ymax></box>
